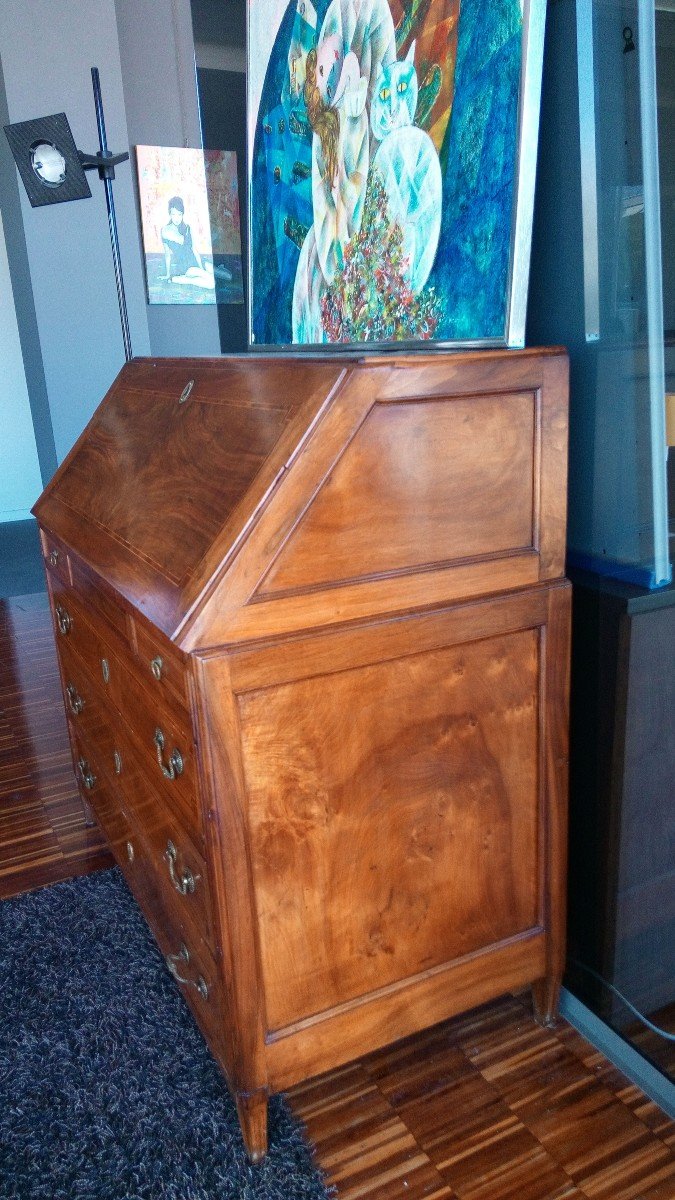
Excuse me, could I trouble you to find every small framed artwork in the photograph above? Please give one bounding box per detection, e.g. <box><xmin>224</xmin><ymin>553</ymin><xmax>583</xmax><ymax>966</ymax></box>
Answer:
<box><xmin>248</xmin><ymin>0</ymin><xmax>546</xmax><ymax>349</ymax></box>
<box><xmin>136</xmin><ymin>145</ymin><xmax>244</xmax><ymax>305</ymax></box>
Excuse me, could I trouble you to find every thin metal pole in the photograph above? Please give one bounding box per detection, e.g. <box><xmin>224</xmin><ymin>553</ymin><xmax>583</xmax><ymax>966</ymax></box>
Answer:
<box><xmin>91</xmin><ymin>67</ymin><xmax>132</xmax><ymax>362</ymax></box>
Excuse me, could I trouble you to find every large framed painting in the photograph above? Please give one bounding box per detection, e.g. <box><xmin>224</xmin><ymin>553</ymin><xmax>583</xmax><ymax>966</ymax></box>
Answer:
<box><xmin>248</xmin><ymin>0</ymin><xmax>545</xmax><ymax>348</ymax></box>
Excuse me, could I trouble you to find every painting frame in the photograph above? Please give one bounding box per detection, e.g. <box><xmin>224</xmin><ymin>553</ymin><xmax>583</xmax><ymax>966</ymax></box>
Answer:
<box><xmin>135</xmin><ymin>144</ymin><xmax>244</xmax><ymax>307</ymax></box>
<box><xmin>247</xmin><ymin>0</ymin><xmax>546</xmax><ymax>351</ymax></box>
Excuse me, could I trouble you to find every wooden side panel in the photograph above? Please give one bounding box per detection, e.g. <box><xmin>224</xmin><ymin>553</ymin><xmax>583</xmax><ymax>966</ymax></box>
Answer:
<box><xmin>236</xmin><ymin>606</ymin><xmax>545</xmax><ymax>1034</ymax></box>
<box><xmin>258</xmin><ymin>392</ymin><xmax>537</xmax><ymax>597</ymax></box>
<box><xmin>180</xmin><ymin>349</ymin><xmax>568</xmax><ymax>651</ymax></box>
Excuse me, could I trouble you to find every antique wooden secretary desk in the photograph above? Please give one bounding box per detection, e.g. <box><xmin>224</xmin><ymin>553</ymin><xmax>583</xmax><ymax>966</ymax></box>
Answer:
<box><xmin>34</xmin><ymin>347</ymin><xmax>570</xmax><ymax>1160</ymax></box>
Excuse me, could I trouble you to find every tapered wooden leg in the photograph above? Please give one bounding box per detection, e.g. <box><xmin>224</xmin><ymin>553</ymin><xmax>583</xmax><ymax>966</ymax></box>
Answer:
<box><xmin>531</xmin><ymin>975</ymin><xmax>561</xmax><ymax>1028</ymax></box>
<box><xmin>235</xmin><ymin>1090</ymin><xmax>269</xmax><ymax>1162</ymax></box>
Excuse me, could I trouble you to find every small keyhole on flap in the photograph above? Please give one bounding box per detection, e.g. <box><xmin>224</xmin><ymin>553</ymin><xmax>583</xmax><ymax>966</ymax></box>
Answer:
<box><xmin>179</xmin><ymin>379</ymin><xmax>194</xmax><ymax>404</ymax></box>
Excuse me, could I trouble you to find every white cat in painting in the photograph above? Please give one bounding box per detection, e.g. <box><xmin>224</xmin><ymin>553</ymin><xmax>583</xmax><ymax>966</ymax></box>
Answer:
<box><xmin>370</xmin><ymin>41</ymin><xmax>442</xmax><ymax>293</ymax></box>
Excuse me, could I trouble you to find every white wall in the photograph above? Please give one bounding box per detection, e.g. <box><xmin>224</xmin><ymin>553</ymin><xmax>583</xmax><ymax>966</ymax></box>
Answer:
<box><xmin>0</xmin><ymin>210</ymin><xmax>44</xmax><ymax>521</ymax></box>
<box><xmin>115</xmin><ymin>0</ymin><xmax>221</xmax><ymax>357</ymax></box>
<box><xmin>0</xmin><ymin>0</ymin><xmax>151</xmax><ymax>464</ymax></box>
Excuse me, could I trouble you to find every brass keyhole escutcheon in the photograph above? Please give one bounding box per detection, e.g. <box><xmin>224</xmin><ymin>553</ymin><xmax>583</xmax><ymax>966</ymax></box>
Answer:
<box><xmin>150</xmin><ymin>656</ymin><xmax>163</xmax><ymax>681</ymax></box>
<box><xmin>101</xmin><ymin>658</ymin><xmax>110</xmax><ymax>684</ymax></box>
<box><xmin>126</xmin><ymin>841</ymin><xmax>134</xmax><ymax>864</ymax></box>
<box><xmin>113</xmin><ymin>750</ymin><xmax>123</xmax><ymax>775</ymax></box>
<box><xmin>49</xmin><ymin>548</ymin><xmax>59</xmax><ymax>567</ymax></box>
<box><xmin>179</xmin><ymin>379</ymin><xmax>194</xmax><ymax>404</ymax></box>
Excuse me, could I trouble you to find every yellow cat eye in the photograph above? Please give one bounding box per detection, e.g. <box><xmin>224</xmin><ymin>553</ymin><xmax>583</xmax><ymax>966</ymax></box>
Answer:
<box><xmin>380</xmin><ymin>86</ymin><xmax>390</xmax><ymax>100</ymax></box>
<box><xmin>397</xmin><ymin>79</ymin><xmax>408</xmax><ymax>93</ymax></box>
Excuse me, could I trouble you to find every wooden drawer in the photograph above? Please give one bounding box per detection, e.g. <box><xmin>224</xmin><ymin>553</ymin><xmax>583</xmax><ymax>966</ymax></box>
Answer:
<box><xmin>117</xmin><ymin>669</ymin><xmax>200</xmax><ymax>841</ymax></box>
<box><xmin>50</xmin><ymin>570</ymin><xmax>190</xmax><ymax>725</ymax></box>
<box><xmin>40</xmin><ymin>530</ymin><xmax>70</xmax><ymax>587</ymax></box>
<box><xmin>70</xmin><ymin>726</ymin><xmax>136</xmax><ymax>873</ymax></box>
<box><xmin>70</xmin><ymin>725</ymin><xmax>224</xmax><ymax>1061</ymax></box>
<box><xmin>68</xmin><ymin>556</ymin><xmax>133</xmax><ymax>645</ymax></box>
<box><xmin>50</xmin><ymin>577</ymin><xmax>126</xmax><ymax>692</ymax></box>
<box><xmin>114</xmin><ymin>737</ymin><xmax>214</xmax><ymax>955</ymax></box>
<box><xmin>133</xmin><ymin>616</ymin><xmax>191</xmax><ymax>718</ymax></box>
<box><xmin>49</xmin><ymin>554</ymin><xmax>189</xmax><ymax>722</ymax></box>
<box><xmin>50</xmin><ymin>583</ymin><xmax>200</xmax><ymax>840</ymax></box>
<box><xmin>63</xmin><ymin>658</ymin><xmax>212</xmax><ymax>950</ymax></box>
<box><xmin>142</xmin><ymin>888</ymin><xmax>226</xmax><ymax>1065</ymax></box>
<box><xmin>57</xmin><ymin>636</ymin><xmax>124</xmax><ymax>781</ymax></box>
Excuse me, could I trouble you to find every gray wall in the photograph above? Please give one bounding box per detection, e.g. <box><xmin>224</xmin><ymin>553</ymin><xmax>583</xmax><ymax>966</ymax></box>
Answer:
<box><xmin>0</xmin><ymin>0</ymin><xmax>151</xmax><ymax>465</ymax></box>
<box><xmin>115</xmin><ymin>0</ymin><xmax>221</xmax><ymax>357</ymax></box>
<box><xmin>0</xmin><ymin>55</ymin><xmax>57</xmax><ymax>484</ymax></box>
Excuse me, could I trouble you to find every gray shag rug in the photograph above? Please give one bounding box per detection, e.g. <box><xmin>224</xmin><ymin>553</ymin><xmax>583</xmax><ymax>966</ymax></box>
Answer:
<box><xmin>0</xmin><ymin>868</ymin><xmax>333</xmax><ymax>1200</ymax></box>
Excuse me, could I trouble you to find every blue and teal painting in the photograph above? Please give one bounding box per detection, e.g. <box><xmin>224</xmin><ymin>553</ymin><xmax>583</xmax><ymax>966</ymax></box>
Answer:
<box><xmin>249</xmin><ymin>0</ymin><xmax>524</xmax><ymax>346</ymax></box>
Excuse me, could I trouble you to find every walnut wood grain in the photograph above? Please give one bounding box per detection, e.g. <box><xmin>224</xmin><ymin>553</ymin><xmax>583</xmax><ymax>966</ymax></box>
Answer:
<box><xmin>258</xmin><ymin>390</ymin><xmax>538</xmax><ymax>597</ymax></box>
<box><xmin>4</xmin><ymin>584</ymin><xmax>672</xmax><ymax>1196</ymax></box>
<box><xmin>239</xmin><ymin>614</ymin><xmax>543</xmax><ymax>1030</ymax></box>
<box><xmin>34</xmin><ymin>348</ymin><xmax>572</xmax><ymax>1161</ymax></box>
<box><xmin>179</xmin><ymin>351</ymin><xmax>568</xmax><ymax>651</ymax></box>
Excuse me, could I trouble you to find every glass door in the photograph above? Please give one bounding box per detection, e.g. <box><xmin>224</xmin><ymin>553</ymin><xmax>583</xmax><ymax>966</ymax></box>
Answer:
<box><xmin>572</xmin><ymin>0</ymin><xmax>671</xmax><ymax>586</ymax></box>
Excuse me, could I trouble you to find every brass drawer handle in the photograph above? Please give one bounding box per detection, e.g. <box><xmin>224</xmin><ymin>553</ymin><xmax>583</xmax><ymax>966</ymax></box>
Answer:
<box><xmin>55</xmin><ymin>603</ymin><xmax>71</xmax><ymax>635</ymax></box>
<box><xmin>154</xmin><ymin>728</ymin><xmax>183</xmax><ymax>780</ymax></box>
<box><xmin>164</xmin><ymin>839</ymin><xmax>200</xmax><ymax>896</ymax></box>
<box><xmin>77</xmin><ymin>757</ymin><xmax>96</xmax><ymax>790</ymax></box>
<box><xmin>165</xmin><ymin>943</ymin><xmax>208</xmax><ymax>1000</ymax></box>
<box><xmin>150</xmin><ymin>656</ymin><xmax>163</xmax><ymax>680</ymax></box>
<box><xmin>66</xmin><ymin>683</ymin><xmax>85</xmax><ymax>715</ymax></box>
<box><xmin>126</xmin><ymin>840</ymin><xmax>135</xmax><ymax>864</ymax></box>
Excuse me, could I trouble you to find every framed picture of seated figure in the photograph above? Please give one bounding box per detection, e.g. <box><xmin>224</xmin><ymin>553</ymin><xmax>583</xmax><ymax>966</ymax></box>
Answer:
<box><xmin>136</xmin><ymin>145</ymin><xmax>244</xmax><ymax>305</ymax></box>
<box><xmin>247</xmin><ymin>0</ymin><xmax>546</xmax><ymax>349</ymax></box>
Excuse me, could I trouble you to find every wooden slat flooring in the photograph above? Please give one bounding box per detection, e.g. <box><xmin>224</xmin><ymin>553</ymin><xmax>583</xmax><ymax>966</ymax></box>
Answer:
<box><xmin>288</xmin><ymin>995</ymin><xmax>675</xmax><ymax>1199</ymax></box>
<box><xmin>1</xmin><ymin>591</ymin><xmax>673</xmax><ymax>1197</ymax></box>
<box><xmin>624</xmin><ymin>1007</ymin><xmax>675</xmax><ymax>1081</ymax></box>
<box><xmin>0</xmin><ymin>592</ymin><xmax>112</xmax><ymax>899</ymax></box>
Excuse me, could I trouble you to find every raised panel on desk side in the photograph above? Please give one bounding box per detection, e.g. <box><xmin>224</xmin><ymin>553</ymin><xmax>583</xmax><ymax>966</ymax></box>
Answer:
<box><xmin>239</xmin><ymin>622</ymin><xmax>542</xmax><ymax>1032</ymax></box>
<box><xmin>180</xmin><ymin>352</ymin><xmax>568</xmax><ymax>651</ymax></box>
<box><xmin>195</xmin><ymin>582</ymin><xmax>571</xmax><ymax>1094</ymax></box>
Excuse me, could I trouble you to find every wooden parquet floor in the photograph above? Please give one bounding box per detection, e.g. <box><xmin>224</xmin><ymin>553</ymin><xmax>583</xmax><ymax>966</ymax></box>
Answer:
<box><xmin>626</xmin><ymin>1006</ymin><xmax>675</xmax><ymax>1081</ymax></box>
<box><xmin>288</xmin><ymin>997</ymin><xmax>675</xmax><ymax>1199</ymax></box>
<box><xmin>2</xmin><ymin>591</ymin><xmax>674</xmax><ymax>1198</ymax></box>
<box><xmin>0</xmin><ymin>592</ymin><xmax>112</xmax><ymax>899</ymax></box>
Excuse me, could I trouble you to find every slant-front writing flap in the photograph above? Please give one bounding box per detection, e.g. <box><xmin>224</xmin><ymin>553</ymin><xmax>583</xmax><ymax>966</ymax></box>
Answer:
<box><xmin>34</xmin><ymin>357</ymin><xmax>345</xmax><ymax>636</ymax></box>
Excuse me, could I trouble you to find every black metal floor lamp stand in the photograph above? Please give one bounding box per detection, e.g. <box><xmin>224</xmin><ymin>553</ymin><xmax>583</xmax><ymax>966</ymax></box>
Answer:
<box><xmin>79</xmin><ymin>68</ymin><xmax>132</xmax><ymax>362</ymax></box>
